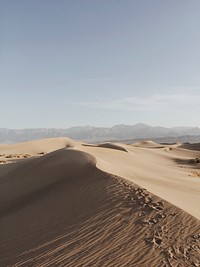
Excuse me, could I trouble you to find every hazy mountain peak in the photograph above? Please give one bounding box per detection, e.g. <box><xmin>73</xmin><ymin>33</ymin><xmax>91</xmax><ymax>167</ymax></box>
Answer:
<box><xmin>0</xmin><ymin>124</ymin><xmax>200</xmax><ymax>144</ymax></box>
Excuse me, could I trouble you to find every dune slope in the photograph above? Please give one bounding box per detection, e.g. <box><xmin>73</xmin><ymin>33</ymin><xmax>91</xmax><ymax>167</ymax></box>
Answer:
<box><xmin>78</xmin><ymin>141</ymin><xmax>200</xmax><ymax>219</ymax></box>
<box><xmin>0</xmin><ymin>144</ymin><xmax>200</xmax><ymax>267</ymax></box>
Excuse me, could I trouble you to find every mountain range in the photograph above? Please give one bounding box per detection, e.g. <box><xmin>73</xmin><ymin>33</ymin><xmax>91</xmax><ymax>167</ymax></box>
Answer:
<box><xmin>1</xmin><ymin>123</ymin><xmax>200</xmax><ymax>144</ymax></box>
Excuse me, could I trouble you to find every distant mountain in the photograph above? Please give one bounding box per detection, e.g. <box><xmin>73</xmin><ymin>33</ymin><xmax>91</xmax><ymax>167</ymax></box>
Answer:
<box><xmin>1</xmin><ymin>124</ymin><xmax>200</xmax><ymax>144</ymax></box>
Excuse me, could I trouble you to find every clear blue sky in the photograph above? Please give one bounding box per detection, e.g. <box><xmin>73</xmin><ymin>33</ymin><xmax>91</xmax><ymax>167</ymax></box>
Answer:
<box><xmin>1</xmin><ymin>0</ymin><xmax>200</xmax><ymax>128</ymax></box>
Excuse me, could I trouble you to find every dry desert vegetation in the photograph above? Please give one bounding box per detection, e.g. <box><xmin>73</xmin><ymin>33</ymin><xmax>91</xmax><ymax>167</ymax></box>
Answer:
<box><xmin>0</xmin><ymin>137</ymin><xmax>200</xmax><ymax>267</ymax></box>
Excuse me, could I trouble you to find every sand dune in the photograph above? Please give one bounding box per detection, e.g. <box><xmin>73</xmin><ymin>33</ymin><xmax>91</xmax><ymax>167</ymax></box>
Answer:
<box><xmin>83</xmin><ymin>142</ymin><xmax>128</xmax><ymax>152</ymax></box>
<box><xmin>0</xmin><ymin>138</ymin><xmax>200</xmax><ymax>266</ymax></box>
<box><xmin>0</xmin><ymin>137</ymin><xmax>74</xmax><ymax>155</ymax></box>
<box><xmin>132</xmin><ymin>140</ymin><xmax>166</xmax><ymax>148</ymax></box>
<box><xmin>79</xmin><ymin>141</ymin><xmax>200</xmax><ymax>219</ymax></box>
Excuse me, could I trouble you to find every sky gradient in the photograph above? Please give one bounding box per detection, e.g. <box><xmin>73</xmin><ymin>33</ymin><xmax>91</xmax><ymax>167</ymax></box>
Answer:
<box><xmin>1</xmin><ymin>0</ymin><xmax>200</xmax><ymax>128</ymax></box>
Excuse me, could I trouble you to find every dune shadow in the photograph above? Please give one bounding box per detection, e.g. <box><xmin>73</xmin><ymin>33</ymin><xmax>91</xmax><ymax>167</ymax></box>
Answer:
<box><xmin>82</xmin><ymin>143</ymin><xmax>128</xmax><ymax>152</ymax></box>
<box><xmin>180</xmin><ymin>142</ymin><xmax>200</xmax><ymax>151</ymax></box>
<box><xmin>173</xmin><ymin>157</ymin><xmax>200</xmax><ymax>169</ymax></box>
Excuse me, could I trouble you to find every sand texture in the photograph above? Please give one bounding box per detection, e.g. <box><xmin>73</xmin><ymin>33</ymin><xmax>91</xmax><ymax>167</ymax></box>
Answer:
<box><xmin>0</xmin><ymin>138</ymin><xmax>200</xmax><ymax>267</ymax></box>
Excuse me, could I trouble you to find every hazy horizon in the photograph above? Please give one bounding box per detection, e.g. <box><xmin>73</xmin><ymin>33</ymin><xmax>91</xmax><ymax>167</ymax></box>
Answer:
<box><xmin>1</xmin><ymin>1</ymin><xmax>200</xmax><ymax>128</ymax></box>
<box><xmin>1</xmin><ymin>122</ymin><xmax>200</xmax><ymax>131</ymax></box>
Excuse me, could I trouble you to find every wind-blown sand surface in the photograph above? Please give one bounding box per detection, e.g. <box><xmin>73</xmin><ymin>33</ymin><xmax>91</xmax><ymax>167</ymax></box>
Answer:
<box><xmin>0</xmin><ymin>138</ymin><xmax>200</xmax><ymax>267</ymax></box>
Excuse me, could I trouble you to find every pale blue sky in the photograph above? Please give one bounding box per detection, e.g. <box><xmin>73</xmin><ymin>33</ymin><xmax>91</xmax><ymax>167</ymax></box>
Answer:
<box><xmin>0</xmin><ymin>0</ymin><xmax>200</xmax><ymax>128</ymax></box>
